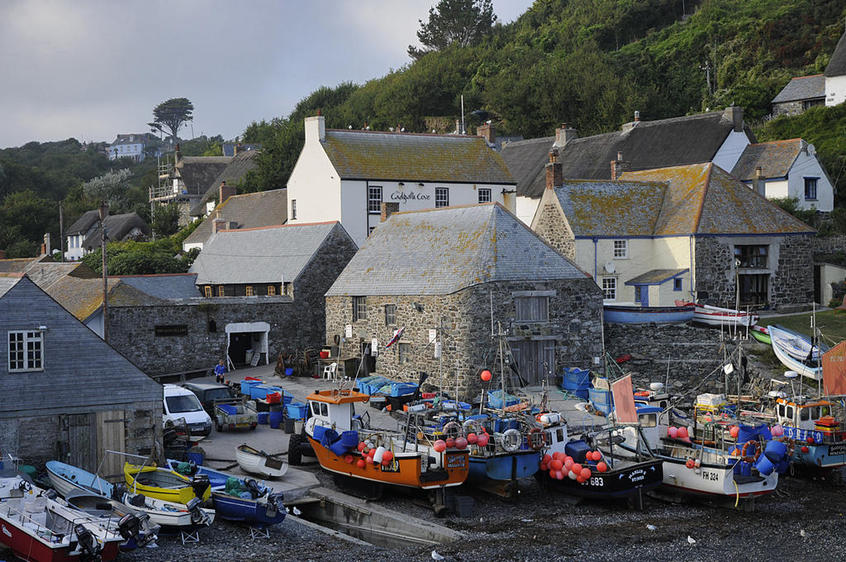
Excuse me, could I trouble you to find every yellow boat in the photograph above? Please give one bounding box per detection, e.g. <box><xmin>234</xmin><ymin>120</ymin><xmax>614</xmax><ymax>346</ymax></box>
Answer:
<box><xmin>123</xmin><ymin>462</ymin><xmax>211</xmax><ymax>504</ymax></box>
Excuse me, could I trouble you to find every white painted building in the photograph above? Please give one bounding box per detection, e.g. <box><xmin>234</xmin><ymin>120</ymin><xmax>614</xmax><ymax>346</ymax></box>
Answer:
<box><xmin>286</xmin><ymin>116</ymin><xmax>516</xmax><ymax>245</ymax></box>
<box><xmin>731</xmin><ymin>139</ymin><xmax>834</xmax><ymax>212</ymax></box>
<box><xmin>108</xmin><ymin>134</ymin><xmax>157</xmax><ymax>162</ymax></box>
<box><xmin>826</xmin><ymin>30</ymin><xmax>846</xmax><ymax>107</ymax></box>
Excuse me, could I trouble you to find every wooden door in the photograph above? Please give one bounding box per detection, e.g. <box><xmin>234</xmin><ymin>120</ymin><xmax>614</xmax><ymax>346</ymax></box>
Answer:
<box><xmin>65</xmin><ymin>413</ymin><xmax>95</xmax><ymax>472</ymax></box>
<box><xmin>96</xmin><ymin>410</ymin><xmax>126</xmax><ymax>481</ymax></box>
<box><xmin>509</xmin><ymin>341</ymin><xmax>555</xmax><ymax>387</ymax></box>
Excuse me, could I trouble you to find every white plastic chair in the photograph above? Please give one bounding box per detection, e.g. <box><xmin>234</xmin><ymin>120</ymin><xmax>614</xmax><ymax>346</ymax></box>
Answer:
<box><xmin>323</xmin><ymin>362</ymin><xmax>337</xmax><ymax>380</ymax></box>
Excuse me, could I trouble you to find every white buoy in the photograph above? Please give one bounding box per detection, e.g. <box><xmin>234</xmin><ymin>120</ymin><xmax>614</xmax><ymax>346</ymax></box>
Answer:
<box><xmin>373</xmin><ymin>446</ymin><xmax>386</xmax><ymax>463</ymax></box>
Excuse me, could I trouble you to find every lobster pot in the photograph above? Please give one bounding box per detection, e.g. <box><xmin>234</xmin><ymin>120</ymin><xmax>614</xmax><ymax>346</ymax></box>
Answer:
<box><xmin>764</xmin><ymin>440</ymin><xmax>787</xmax><ymax>463</ymax></box>
<box><xmin>755</xmin><ymin>454</ymin><xmax>775</xmax><ymax>476</ymax></box>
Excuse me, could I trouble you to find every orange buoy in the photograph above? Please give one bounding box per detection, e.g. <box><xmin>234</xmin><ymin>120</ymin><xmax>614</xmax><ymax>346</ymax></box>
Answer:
<box><xmin>596</xmin><ymin>461</ymin><xmax>608</xmax><ymax>473</ymax></box>
<box><xmin>467</xmin><ymin>433</ymin><xmax>478</xmax><ymax>444</ymax></box>
<box><xmin>729</xmin><ymin>426</ymin><xmax>739</xmax><ymax>438</ymax></box>
<box><xmin>551</xmin><ymin>459</ymin><xmax>563</xmax><ymax>471</ymax></box>
<box><xmin>580</xmin><ymin>467</ymin><xmax>591</xmax><ymax>479</ymax></box>
<box><xmin>356</xmin><ymin>459</ymin><xmax>366</xmax><ymax>469</ymax></box>
<box><xmin>433</xmin><ymin>439</ymin><xmax>447</xmax><ymax>452</ymax></box>
<box><xmin>476</xmin><ymin>433</ymin><xmax>489</xmax><ymax>447</ymax></box>
<box><xmin>480</xmin><ymin>370</ymin><xmax>492</xmax><ymax>382</ymax></box>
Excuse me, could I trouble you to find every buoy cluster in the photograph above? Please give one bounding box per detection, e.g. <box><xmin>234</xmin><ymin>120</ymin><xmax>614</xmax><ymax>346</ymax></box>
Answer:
<box><xmin>432</xmin><ymin>436</ymin><xmax>471</xmax><ymax>452</ymax></box>
<box><xmin>351</xmin><ymin>441</ymin><xmax>395</xmax><ymax>468</ymax></box>
<box><xmin>539</xmin><ymin>450</ymin><xmax>607</xmax><ymax>482</ymax></box>
<box><xmin>666</xmin><ymin>426</ymin><xmax>690</xmax><ymax>439</ymax></box>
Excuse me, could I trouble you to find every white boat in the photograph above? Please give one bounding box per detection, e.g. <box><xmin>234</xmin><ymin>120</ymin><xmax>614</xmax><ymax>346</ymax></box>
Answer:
<box><xmin>675</xmin><ymin>301</ymin><xmax>758</xmax><ymax>328</ymax></box>
<box><xmin>65</xmin><ymin>491</ymin><xmax>159</xmax><ymax>548</ymax></box>
<box><xmin>236</xmin><ymin>444</ymin><xmax>289</xmax><ymax>479</ymax></box>
<box><xmin>768</xmin><ymin>325</ymin><xmax>823</xmax><ymax>381</ymax></box>
<box><xmin>46</xmin><ymin>460</ymin><xmax>214</xmax><ymax>529</ymax></box>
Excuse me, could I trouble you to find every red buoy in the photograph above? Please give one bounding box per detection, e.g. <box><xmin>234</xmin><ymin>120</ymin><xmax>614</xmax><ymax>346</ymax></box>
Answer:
<box><xmin>357</xmin><ymin>442</ymin><xmax>366</xmax><ymax>452</ymax></box>
<box><xmin>685</xmin><ymin>458</ymin><xmax>695</xmax><ymax>469</ymax></box>
<box><xmin>445</xmin><ymin>437</ymin><xmax>456</xmax><ymax>449</ymax></box>
<box><xmin>542</xmin><ymin>454</ymin><xmax>552</xmax><ymax>465</ymax></box>
<box><xmin>356</xmin><ymin>459</ymin><xmax>366</xmax><ymax>469</ymax></box>
<box><xmin>433</xmin><ymin>439</ymin><xmax>447</xmax><ymax>452</ymax></box>
<box><xmin>480</xmin><ymin>370</ymin><xmax>492</xmax><ymax>382</ymax></box>
<box><xmin>467</xmin><ymin>433</ymin><xmax>478</xmax><ymax>444</ymax></box>
<box><xmin>455</xmin><ymin>437</ymin><xmax>468</xmax><ymax>449</ymax></box>
<box><xmin>476</xmin><ymin>433</ymin><xmax>489</xmax><ymax>447</ymax></box>
<box><xmin>596</xmin><ymin>461</ymin><xmax>608</xmax><ymax>473</ymax></box>
<box><xmin>806</xmin><ymin>436</ymin><xmax>815</xmax><ymax>444</ymax></box>
<box><xmin>572</xmin><ymin>463</ymin><xmax>582</xmax><ymax>474</ymax></box>
<box><xmin>580</xmin><ymin>467</ymin><xmax>591</xmax><ymax>479</ymax></box>
<box><xmin>382</xmin><ymin>450</ymin><xmax>394</xmax><ymax>463</ymax></box>
<box><xmin>344</xmin><ymin>454</ymin><xmax>354</xmax><ymax>464</ymax></box>
<box><xmin>801</xmin><ymin>445</ymin><xmax>809</xmax><ymax>453</ymax></box>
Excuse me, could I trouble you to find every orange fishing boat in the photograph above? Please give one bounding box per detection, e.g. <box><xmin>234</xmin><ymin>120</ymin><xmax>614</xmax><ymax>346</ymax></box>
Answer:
<box><xmin>300</xmin><ymin>388</ymin><xmax>469</xmax><ymax>510</ymax></box>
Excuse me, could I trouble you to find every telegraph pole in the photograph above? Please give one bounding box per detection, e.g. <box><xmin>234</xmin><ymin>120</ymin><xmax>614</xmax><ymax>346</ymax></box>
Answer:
<box><xmin>99</xmin><ymin>202</ymin><xmax>109</xmax><ymax>344</ymax></box>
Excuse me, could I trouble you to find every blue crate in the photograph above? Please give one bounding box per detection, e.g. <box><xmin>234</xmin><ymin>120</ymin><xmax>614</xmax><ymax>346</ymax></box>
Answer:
<box><xmin>240</xmin><ymin>379</ymin><xmax>263</xmax><ymax>395</ymax></box>
<box><xmin>390</xmin><ymin>382</ymin><xmax>418</xmax><ymax>397</ymax></box>
<box><xmin>286</xmin><ymin>402</ymin><xmax>307</xmax><ymax>420</ymax></box>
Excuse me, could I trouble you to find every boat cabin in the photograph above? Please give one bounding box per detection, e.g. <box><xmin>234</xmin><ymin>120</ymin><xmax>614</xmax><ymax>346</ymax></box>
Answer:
<box><xmin>305</xmin><ymin>389</ymin><xmax>369</xmax><ymax>433</ymax></box>
<box><xmin>775</xmin><ymin>397</ymin><xmax>833</xmax><ymax>430</ymax></box>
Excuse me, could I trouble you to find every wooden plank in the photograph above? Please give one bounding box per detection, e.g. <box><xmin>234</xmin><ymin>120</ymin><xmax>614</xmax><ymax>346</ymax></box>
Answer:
<box><xmin>66</xmin><ymin>413</ymin><xmax>95</xmax><ymax>472</ymax></box>
<box><xmin>96</xmin><ymin>410</ymin><xmax>125</xmax><ymax>481</ymax></box>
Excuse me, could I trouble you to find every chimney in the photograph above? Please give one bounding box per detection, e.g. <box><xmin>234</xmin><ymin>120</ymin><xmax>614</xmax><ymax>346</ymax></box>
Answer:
<box><xmin>219</xmin><ymin>180</ymin><xmax>236</xmax><ymax>204</ymax></box>
<box><xmin>723</xmin><ymin>106</ymin><xmax>744</xmax><ymax>132</ymax></box>
<box><xmin>545</xmin><ymin>148</ymin><xmax>563</xmax><ymax>190</ymax></box>
<box><xmin>380</xmin><ymin>202</ymin><xmax>400</xmax><ymax>222</ymax></box>
<box><xmin>611</xmin><ymin>152</ymin><xmax>629</xmax><ymax>180</ymax></box>
<box><xmin>477</xmin><ymin>122</ymin><xmax>495</xmax><ymax>145</ymax></box>
<box><xmin>634</xmin><ymin>110</ymin><xmax>640</xmax><ymax>122</ymax></box>
<box><xmin>43</xmin><ymin>233</ymin><xmax>51</xmax><ymax>256</ymax></box>
<box><xmin>554</xmin><ymin>123</ymin><xmax>578</xmax><ymax>148</ymax></box>
<box><xmin>304</xmin><ymin>114</ymin><xmax>326</xmax><ymax>143</ymax></box>
<box><xmin>753</xmin><ymin>166</ymin><xmax>765</xmax><ymax>196</ymax></box>
<box><xmin>455</xmin><ymin>119</ymin><xmax>461</xmax><ymax>134</ymax></box>
<box><xmin>213</xmin><ymin>217</ymin><xmax>228</xmax><ymax>233</ymax></box>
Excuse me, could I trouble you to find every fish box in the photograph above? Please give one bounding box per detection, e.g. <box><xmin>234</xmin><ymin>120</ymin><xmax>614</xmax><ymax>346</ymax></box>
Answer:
<box><xmin>286</xmin><ymin>402</ymin><xmax>307</xmax><ymax>420</ymax></box>
<box><xmin>240</xmin><ymin>379</ymin><xmax>263</xmax><ymax>395</ymax></box>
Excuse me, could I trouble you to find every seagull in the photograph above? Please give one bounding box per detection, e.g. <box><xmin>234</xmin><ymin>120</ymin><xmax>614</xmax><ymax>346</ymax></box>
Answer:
<box><xmin>431</xmin><ymin>550</ymin><xmax>445</xmax><ymax>560</ymax></box>
<box><xmin>800</xmin><ymin>529</ymin><xmax>807</xmax><ymax>538</ymax></box>
<box><xmin>292</xmin><ymin>506</ymin><xmax>302</xmax><ymax>516</ymax></box>
<box><xmin>687</xmin><ymin>536</ymin><xmax>696</xmax><ymax>546</ymax></box>
<box><xmin>646</xmin><ymin>524</ymin><xmax>657</xmax><ymax>531</ymax></box>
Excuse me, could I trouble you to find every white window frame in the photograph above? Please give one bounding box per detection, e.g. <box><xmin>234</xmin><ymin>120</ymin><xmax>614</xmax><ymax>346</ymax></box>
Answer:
<box><xmin>368</xmin><ymin>186</ymin><xmax>383</xmax><ymax>214</ymax></box>
<box><xmin>352</xmin><ymin>296</ymin><xmax>367</xmax><ymax>321</ymax></box>
<box><xmin>435</xmin><ymin>187</ymin><xmax>449</xmax><ymax>208</ymax></box>
<box><xmin>478</xmin><ymin>188</ymin><xmax>491</xmax><ymax>204</ymax></box>
<box><xmin>613</xmin><ymin>239</ymin><xmax>628</xmax><ymax>259</ymax></box>
<box><xmin>8</xmin><ymin>330</ymin><xmax>44</xmax><ymax>372</ymax></box>
<box><xmin>804</xmin><ymin>177</ymin><xmax>818</xmax><ymax>201</ymax></box>
<box><xmin>601</xmin><ymin>277</ymin><xmax>617</xmax><ymax>301</ymax></box>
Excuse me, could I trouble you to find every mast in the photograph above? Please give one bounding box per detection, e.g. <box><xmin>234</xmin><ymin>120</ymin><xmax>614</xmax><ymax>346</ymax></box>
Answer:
<box><xmin>498</xmin><ymin>321</ymin><xmax>506</xmax><ymax>417</ymax></box>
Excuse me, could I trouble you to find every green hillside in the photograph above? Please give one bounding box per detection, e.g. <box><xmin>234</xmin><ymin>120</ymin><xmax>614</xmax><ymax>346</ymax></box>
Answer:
<box><xmin>246</xmin><ymin>0</ymin><xmax>846</xmax><ymax>193</ymax></box>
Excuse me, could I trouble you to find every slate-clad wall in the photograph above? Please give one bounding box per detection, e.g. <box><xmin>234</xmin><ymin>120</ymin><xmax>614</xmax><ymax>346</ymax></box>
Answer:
<box><xmin>0</xmin><ymin>277</ymin><xmax>162</xmax><ymax>470</ymax></box>
<box><xmin>325</xmin><ymin>278</ymin><xmax>603</xmax><ymax>399</ymax></box>
<box><xmin>694</xmin><ymin>234</ymin><xmax>813</xmax><ymax>310</ymax></box>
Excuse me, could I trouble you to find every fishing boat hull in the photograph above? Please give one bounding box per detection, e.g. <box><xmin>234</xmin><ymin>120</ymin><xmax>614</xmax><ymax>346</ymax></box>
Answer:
<box><xmin>306</xmin><ymin>436</ymin><xmax>469</xmax><ymax>490</ymax></box>
<box><xmin>123</xmin><ymin>463</ymin><xmax>211</xmax><ymax>504</ymax></box>
<box><xmin>769</xmin><ymin>326</ymin><xmax>822</xmax><ymax>381</ymax></box>
<box><xmin>675</xmin><ymin>301</ymin><xmax>758</xmax><ymax>328</ymax></box>
<box><xmin>46</xmin><ymin>460</ymin><xmax>113</xmax><ymax>499</ymax></box>
<box><xmin>236</xmin><ymin>445</ymin><xmax>289</xmax><ymax>479</ymax></box>
<box><xmin>468</xmin><ymin>450</ymin><xmax>540</xmax><ymax>482</ymax></box>
<box><xmin>656</xmin><ymin>456</ymin><xmax>778</xmax><ymax>500</ymax></box>
<box><xmin>781</xmin><ymin>427</ymin><xmax>846</xmax><ymax>469</ymax></box>
<box><xmin>540</xmin><ymin>459</ymin><xmax>663</xmax><ymax>500</ymax></box>
<box><xmin>603</xmin><ymin>304</ymin><xmax>694</xmax><ymax>324</ymax></box>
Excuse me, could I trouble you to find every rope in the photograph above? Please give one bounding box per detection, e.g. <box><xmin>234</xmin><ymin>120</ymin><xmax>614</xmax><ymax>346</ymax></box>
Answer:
<box><xmin>733</xmin><ymin>478</ymin><xmax>740</xmax><ymax>508</ymax></box>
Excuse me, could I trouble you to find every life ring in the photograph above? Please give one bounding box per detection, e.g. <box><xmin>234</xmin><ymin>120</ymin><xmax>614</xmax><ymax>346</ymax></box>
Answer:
<box><xmin>528</xmin><ymin>427</ymin><xmax>546</xmax><ymax>451</ymax></box>
<box><xmin>442</xmin><ymin>421</ymin><xmax>462</xmax><ymax>439</ymax></box>
<box><xmin>634</xmin><ymin>391</ymin><xmax>649</xmax><ymax>397</ymax></box>
<box><xmin>501</xmin><ymin>428</ymin><xmax>522</xmax><ymax>453</ymax></box>
<box><xmin>462</xmin><ymin>419</ymin><xmax>483</xmax><ymax>436</ymax></box>
<box><xmin>740</xmin><ymin>439</ymin><xmax>760</xmax><ymax>463</ymax></box>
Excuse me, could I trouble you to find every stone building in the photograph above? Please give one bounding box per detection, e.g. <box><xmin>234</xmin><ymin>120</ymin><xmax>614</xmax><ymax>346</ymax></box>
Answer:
<box><xmin>532</xmin><ymin>157</ymin><xmax>816</xmax><ymax>311</ymax></box>
<box><xmin>107</xmin><ymin>222</ymin><xmax>358</xmax><ymax>376</ymax></box>
<box><xmin>0</xmin><ymin>274</ymin><xmax>162</xmax><ymax>478</ymax></box>
<box><xmin>325</xmin><ymin>203</ymin><xmax>603</xmax><ymax>399</ymax></box>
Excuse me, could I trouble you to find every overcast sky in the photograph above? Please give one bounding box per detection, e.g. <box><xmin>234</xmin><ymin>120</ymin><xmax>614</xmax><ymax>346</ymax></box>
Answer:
<box><xmin>0</xmin><ymin>0</ymin><xmax>533</xmax><ymax>149</ymax></box>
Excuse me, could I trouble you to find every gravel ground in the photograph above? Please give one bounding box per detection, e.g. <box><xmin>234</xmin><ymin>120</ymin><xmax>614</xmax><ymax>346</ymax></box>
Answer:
<box><xmin>9</xmin><ymin>465</ymin><xmax>836</xmax><ymax>562</ymax></box>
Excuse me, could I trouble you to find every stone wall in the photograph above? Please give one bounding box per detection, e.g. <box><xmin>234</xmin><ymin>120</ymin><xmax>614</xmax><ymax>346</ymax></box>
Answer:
<box><xmin>692</xmin><ymin>236</ymin><xmax>735</xmax><ymax>305</ymax></box>
<box><xmin>771</xmin><ymin>234</ymin><xmax>815</xmax><ymax>308</ymax></box>
<box><xmin>533</xmin><ymin>200</ymin><xmax>576</xmax><ymax>260</ymax></box>
<box><xmin>772</xmin><ymin>100</ymin><xmax>805</xmax><ymax>118</ymax></box>
<box><xmin>326</xmin><ymin>278</ymin><xmax>603</xmax><ymax>400</ymax></box>
<box><xmin>814</xmin><ymin>234</ymin><xmax>846</xmax><ymax>254</ymax></box>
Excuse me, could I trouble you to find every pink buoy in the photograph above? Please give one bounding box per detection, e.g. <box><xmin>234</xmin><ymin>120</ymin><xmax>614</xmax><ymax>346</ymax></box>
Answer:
<box><xmin>433</xmin><ymin>439</ymin><xmax>447</xmax><ymax>453</ymax></box>
<box><xmin>467</xmin><ymin>433</ymin><xmax>478</xmax><ymax>444</ymax></box>
<box><xmin>677</xmin><ymin>427</ymin><xmax>689</xmax><ymax>439</ymax></box>
<box><xmin>668</xmin><ymin>426</ymin><xmax>679</xmax><ymax>438</ymax></box>
<box><xmin>555</xmin><ymin>471</ymin><xmax>564</xmax><ymax>480</ymax></box>
<box><xmin>455</xmin><ymin>437</ymin><xmax>468</xmax><ymax>450</ymax></box>
<box><xmin>477</xmin><ymin>433</ymin><xmax>489</xmax><ymax>447</ymax></box>
<box><xmin>771</xmin><ymin>425</ymin><xmax>784</xmax><ymax>437</ymax></box>
<box><xmin>729</xmin><ymin>425</ymin><xmax>739</xmax><ymax>438</ymax></box>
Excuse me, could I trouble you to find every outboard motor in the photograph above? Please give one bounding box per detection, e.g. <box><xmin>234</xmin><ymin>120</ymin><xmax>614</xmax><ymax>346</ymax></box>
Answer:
<box><xmin>245</xmin><ymin>478</ymin><xmax>265</xmax><ymax>499</ymax></box>
<box><xmin>117</xmin><ymin>513</ymin><xmax>141</xmax><ymax>541</ymax></box>
<box><xmin>111</xmin><ymin>482</ymin><xmax>127</xmax><ymax>502</ymax></box>
<box><xmin>191</xmin><ymin>474</ymin><xmax>210</xmax><ymax>500</ymax></box>
<box><xmin>117</xmin><ymin>512</ymin><xmax>157</xmax><ymax>550</ymax></box>
<box><xmin>187</xmin><ymin>497</ymin><xmax>210</xmax><ymax>526</ymax></box>
<box><xmin>264</xmin><ymin>491</ymin><xmax>285</xmax><ymax>519</ymax></box>
<box><xmin>73</xmin><ymin>524</ymin><xmax>102</xmax><ymax>562</ymax></box>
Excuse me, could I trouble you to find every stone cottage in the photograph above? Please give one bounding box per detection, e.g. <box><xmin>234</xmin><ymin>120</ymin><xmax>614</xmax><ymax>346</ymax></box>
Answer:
<box><xmin>0</xmin><ymin>274</ymin><xmax>162</xmax><ymax>478</ymax></box>
<box><xmin>532</xmin><ymin>157</ymin><xmax>816</xmax><ymax>311</ymax></box>
<box><xmin>325</xmin><ymin>203</ymin><xmax>603</xmax><ymax>399</ymax></box>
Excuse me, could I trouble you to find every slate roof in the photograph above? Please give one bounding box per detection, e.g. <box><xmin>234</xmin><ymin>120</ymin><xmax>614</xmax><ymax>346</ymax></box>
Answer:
<box><xmin>66</xmin><ymin>210</ymin><xmax>100</xmax><ymax>236</ymax></box>
<box><xmin>82</xmin><ymin>212</ymin><xmax>150</xmax><ymax>249</ymax></box>
<box><xmin>176</xmin><ymin>156</ymin><xmax>232</xmax><ymax>196</ymax></box>
<box><xmin>621</xmin><ymin>163</ymin><xmax>814</xmax><ymax>236</ymax></box>
<box><xmin>825</xmin><ymin>31</ymin><xmax>846</xmax><ymax>77</ymax></box>
<box><xmin>45</xmin><ymin>276</ymin><xmax>125</xmax><ymax>321</ymax></box>
<box><xmin>326</xmin><ymin>203</ymin><xmax>588</xmax><ymax>297</ymax></box>
<box><xmin>115</xmin><ymin>273</ymin><xmax>199</xmax><ymax>300</ymax></box>
<box><xmin>222</xmin><ymin>143</ymin><xmax>261</xmax><ymax>157</ymax></box>
<box><xmin>771</xmin><ymin>75</ymin><xmax>825</xmax><ymax>104</ymax></box>
<box><xmin>730</xmin><ymin>139</ymin><xmax>802</xmax><ymax>180</ymax></box>
<box><xmin>190</xmin><ymin>222</ymin><xmax>343</xmax><ymax>285</ymax></box>
<box><xmin>0</xmin><ymin>274</ymin><xmax>22</xmax><ymax>298</ymax></box>
<box><xmin>320</xmin><ymin>130</ymin><xmax>514</xmax><ymax>184</ymax></box>
<box><xmin>192</xmin><ymin>150</ymin><xmax>261</xmax><ymax>216</ymax></box>
<box><xmin>182</xmin><ymin>189</ymin><xmax>288</xmax><ymax>248</ymax></box>
<box><xmin>625</xmin><ymin>269</ymin><xmax>688</xmax><ymax>285</ymax></box>
<box><xmin>553</xmin><ymin>180</ymin><xmax>667</xmax><ymax>237</ymax></box>
<box><xmin>502</xmin><ymin>110</ymin><xmax>752</xmax><ymax>197</ymax></box>
<box><xmin>0</xmin><ymin>258</ymin><xmax>37</xmax><ymax>273</ymax></box>
<box><xmin>499</xmin><ymin>136</ymin><xmax>555</xmax><ymax>199</ymax></box>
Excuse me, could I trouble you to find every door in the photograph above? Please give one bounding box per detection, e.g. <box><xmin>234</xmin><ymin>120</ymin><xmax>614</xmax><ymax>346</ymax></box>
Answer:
<box><xmin>64</xmin><ymin>413</ymin><xmax>95</xmax><ymax>472</ymax></box>
<box><xmin>509</xmin><ymin>341</ymin><xmax>556</xmax><ymax>387</ymax></box>
<box><xmin>96</xmin><ymin>410</ymin><xmax>126</xmax><ymax>480</ymax></box>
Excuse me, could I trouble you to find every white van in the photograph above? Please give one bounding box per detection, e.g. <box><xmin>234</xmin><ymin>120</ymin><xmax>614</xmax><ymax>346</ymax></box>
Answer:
<box><xmin>163</xmin><ymin>384</ymin><xmax>213</xmax><ymax>436</ymax></box>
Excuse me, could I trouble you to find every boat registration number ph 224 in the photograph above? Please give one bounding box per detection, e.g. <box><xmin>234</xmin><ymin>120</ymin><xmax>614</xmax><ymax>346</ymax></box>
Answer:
<box><xmin>445</xmin><ymin>454</ymin><xmax>466</xmax><ymax>469</ymax></box>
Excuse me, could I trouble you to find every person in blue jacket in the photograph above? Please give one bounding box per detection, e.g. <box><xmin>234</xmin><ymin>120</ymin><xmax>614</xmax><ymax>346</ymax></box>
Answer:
<box><xmin>214</xmin><ymin>359</ymin><xmax>227</xmax><ymax>383</ymax></box>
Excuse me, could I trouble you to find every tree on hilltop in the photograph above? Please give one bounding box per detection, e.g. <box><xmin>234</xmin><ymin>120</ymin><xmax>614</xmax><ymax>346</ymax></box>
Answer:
<box><xmin>408</xmin><ymin>0</ymin><xmax>496</xmax><ymax>60</ymax></box>
<box><xmin>149</xmin><ymin>98</ymin><xmax>194</xmax><ymax>142</ymax></box>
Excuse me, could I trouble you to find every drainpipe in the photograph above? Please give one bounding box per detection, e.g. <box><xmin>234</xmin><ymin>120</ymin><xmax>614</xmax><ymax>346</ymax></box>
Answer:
<box><xmin>593</xmin><ymin>238</ymin><xmax>599</xmax><ymax>279</ymax></box>
<box><xmin>689</xmin><ymin>235</ymin><xmax>695</xmax><ymax>300</ymax></box>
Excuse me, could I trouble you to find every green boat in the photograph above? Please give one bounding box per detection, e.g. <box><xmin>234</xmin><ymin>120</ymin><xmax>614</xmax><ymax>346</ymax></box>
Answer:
<box><xmin>750</xmin><ymin>325</ymin><xmax>771</xmax><ymax>345</ymax></box>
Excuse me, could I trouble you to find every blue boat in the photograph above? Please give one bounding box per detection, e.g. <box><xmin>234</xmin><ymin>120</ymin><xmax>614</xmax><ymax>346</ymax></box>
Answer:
<box><xmin>468</xmin><ymin>450</ymin><xmax>540</xmax><ymax>482</ymax></box>
<box><xmin>603</xmin><ymin>303</ymin><xmax>694</xmax><ymax>324</ymax></box>
<box><xmin>167</xmin><ymin>460</ymin><xmax>285</xmax><ymax>527</ymax></box>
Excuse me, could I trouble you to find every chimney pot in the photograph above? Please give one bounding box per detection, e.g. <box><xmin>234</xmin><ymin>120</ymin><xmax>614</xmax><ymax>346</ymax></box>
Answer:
<box><xmin>634</xmin><ymin>111</ymin><xmax>640</xmax><ymax>121</ymax></box>
<box><xmin>545</xmin><ymin>148</ymin><xmax>563</xmax><ymax>190</ymax></box>
<box><xmin>219</xmin><ymin>180</ymin><xmax>236</xmax><ymax>205</ymax></box>
<box><xmin>554</xmin><ymin>124</ymin><xmax>578</xmax><ymax>148</ymax></box>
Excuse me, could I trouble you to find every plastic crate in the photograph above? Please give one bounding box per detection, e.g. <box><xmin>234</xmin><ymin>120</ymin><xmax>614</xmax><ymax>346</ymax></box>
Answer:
<box><xmin>390</xmin><ymin>382</ymin><xmax>418</xmax><ymax>397</ymax></box>
<box><xmin>240</xmin><ymin>379</ymin><xmax>263</xmax><ymax>395</ymax></box>
<box><xmin>286</xmin><ymin>402</ymin><xmax>307</xmax><ymax>420</ymax></box>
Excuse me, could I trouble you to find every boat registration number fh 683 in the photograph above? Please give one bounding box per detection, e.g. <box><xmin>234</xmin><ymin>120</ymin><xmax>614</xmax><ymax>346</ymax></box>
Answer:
<box><xmin>445</xmin><ymin>454</ymin><xmax>466</xmax><ymax>469</ymax></box>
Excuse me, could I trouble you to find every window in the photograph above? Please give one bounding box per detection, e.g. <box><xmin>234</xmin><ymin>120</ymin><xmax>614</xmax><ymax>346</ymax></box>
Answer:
<box><xmin>385</xmin><ymin>304</ymin><xmax>396</xmax><ymax>326</ymax></box>
<box><xmin>634</xmin><ymin>286</ymin><xmax>643</xmax><ymax>303</ymax></box>
<box><xmin>674</xmin><ymin>278</ymin><xmax>682</xmax><ymax>292</ymax></box>
<box><xmin>368</xmin><ymin>186</ymin><xmax>383</xmax><ymax>214</ymax></box>
<box><xmin>478</xmin><ymin>188</ymin><xmax>491</xmax><ymax>203</ymax></box>
<box><xmin>368</xmin><ymin>226</ymin><xmax>376</xmax><ymax>236</ymax></box>
<box><xmin>399</xmin><ymin>343</ymin><xmax>411</xmax><ymax>363</ymax></box>
<box><xmin>734</xmin><ymin>245</ymin><xmax>768</xmax><ymax>269</ymax></box>
<box><xmin>245</xmin><ymin>286</ymin><xmax>254</xmax><ymax>296</ymax></box>
<box><xmin>804</xmin><ymin>177</ymin><xmax>818</xmax><ymax>200</ymax></box>
<box><xmin>601</xmin><ymin>277</ymin><xmax>617</xmax><ymax>300</ymax></box>
<box><xmin>515</xmin><ymin>297</ymin><xmax>548</xmax><ymax>322</ymax></box>
<box><xmin>352</xmin><ymin>296</ymin><xmax>367</xmax><ymax>321</ymax></box>
<box><xmin>435</xmin><ymin>187</ymin><xmax>449</xmax><ymax>208</ymax></box>
<box><xmin>8</xmin><ymin>330</ymin><xmax>44</xmax><ymax>372</ymax></box>
<box><xmin>267</xmin><ymin>285</ymin><xmax>276</xmax><ymax>296</ymax></box>
<box><xmin>218</xmin><ymin>286</ymin><xmax>225</xmax><ymax>297</ymax></box>
<box><xmin>613</xmin><ymin>240</ymin><xmax>628</xmax><ymax>258</ymax></box>
<box><xmin>291</xmin><ymin>199</ymin><xmax>297</xmax><ymax>220</ymax></box>
<box><xmin>204</xmin><ymin>286</ymin><xmax>212</xmax><ymax>298</ymax></box>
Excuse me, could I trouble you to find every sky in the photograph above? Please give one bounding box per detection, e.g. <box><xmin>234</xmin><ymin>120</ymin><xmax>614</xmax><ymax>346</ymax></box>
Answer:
<box><xmin>0</xmin><ymin>0</ymin><xmax>534</xmax><ymax>149</ymax></box>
